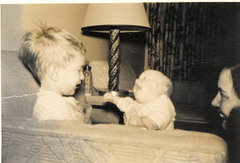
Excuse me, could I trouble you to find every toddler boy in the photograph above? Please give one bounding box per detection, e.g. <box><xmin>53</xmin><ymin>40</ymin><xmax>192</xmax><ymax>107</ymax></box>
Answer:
<box><xmin>104</xmin><ymin>70</ymin><xmax>176</xmax><ymax>130</ymax></box>
<box><xmin>19</xmin><ymin>25</ymin><xmax>91</xmax><ymax>123</ymax></box>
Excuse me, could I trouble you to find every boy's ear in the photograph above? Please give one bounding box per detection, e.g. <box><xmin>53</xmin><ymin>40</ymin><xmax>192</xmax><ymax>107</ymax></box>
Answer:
<box><xmin>48</xmin><ymin>65</ymin><xmax>59</xmax><ymax>82</ymax></box>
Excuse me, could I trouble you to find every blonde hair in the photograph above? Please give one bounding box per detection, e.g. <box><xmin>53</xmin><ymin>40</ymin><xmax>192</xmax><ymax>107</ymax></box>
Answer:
<box><xmin>19</xmin><ymin>24</ymin><xmax>86</xmax><ymax>82</ymax></box>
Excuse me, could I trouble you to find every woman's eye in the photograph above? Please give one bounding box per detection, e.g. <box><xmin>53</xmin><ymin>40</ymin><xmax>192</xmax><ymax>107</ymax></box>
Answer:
<box><xmin>220</xmin><ymin>91</ymin><xmax>229</xmax><ymax>99</ymax></box>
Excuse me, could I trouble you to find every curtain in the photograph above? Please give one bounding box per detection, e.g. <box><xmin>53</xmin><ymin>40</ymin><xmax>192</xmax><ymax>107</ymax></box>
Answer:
<box><xmin>145</xmin><ymin>3</ymin><xmax>206</xmax><ymax>81</ymax></box>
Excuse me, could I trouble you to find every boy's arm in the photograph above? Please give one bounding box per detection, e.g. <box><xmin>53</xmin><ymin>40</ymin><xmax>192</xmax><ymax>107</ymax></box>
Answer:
<box><xmin>83</xmin><ymin>106</ymin><xmax>92</xmax><ymax>123</ymax></box>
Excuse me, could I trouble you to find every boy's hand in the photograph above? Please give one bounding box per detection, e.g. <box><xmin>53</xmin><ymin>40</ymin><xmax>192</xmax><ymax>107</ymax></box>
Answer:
<box><xmin>103</xmin><ymin>92</ymin><xmax>114</xmax><ymax>102</ymax></box>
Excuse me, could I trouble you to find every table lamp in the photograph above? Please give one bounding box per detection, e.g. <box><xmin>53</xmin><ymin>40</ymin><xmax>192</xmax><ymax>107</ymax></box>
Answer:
<box><xmin>81</xmin><ymin>3</ymin><xmax>150</xmax><ymax>92</ymax></box>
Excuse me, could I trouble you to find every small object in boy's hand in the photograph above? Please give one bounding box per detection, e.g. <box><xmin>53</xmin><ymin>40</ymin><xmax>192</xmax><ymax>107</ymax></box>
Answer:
<box><xmin>103</xmin><ymin>92</ymin><xmax>114</xmax><ymax>102</ymax></box>
<box><xmin>99</xmin><ymin>89</ymin><xmax>129</xmax><ymax>97</ymax></box>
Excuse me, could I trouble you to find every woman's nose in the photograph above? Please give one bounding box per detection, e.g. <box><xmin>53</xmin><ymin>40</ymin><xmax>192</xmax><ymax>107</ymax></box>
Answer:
<box><xmin>211</xmin><ymin>93</ymin><xmax>220</xmax><ymax>107</ymax></box>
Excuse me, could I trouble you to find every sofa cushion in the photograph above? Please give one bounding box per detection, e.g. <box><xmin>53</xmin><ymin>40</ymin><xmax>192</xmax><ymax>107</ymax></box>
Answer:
<box><xmin>2</xmin><ymin>117</ymin><xmax>228</xmax><ymax>163</ymax></box>
<box><xmin>2</xmin><ymin>50</ymin><xmax>39</xmax><ymax>117</ymax></box>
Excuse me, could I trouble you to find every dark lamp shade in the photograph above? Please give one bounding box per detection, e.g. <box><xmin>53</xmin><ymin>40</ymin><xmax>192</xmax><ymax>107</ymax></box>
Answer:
<box><xmin>81</xmin><ymin>3</ymin><xmax>150</xmax><ymax>33</ymax></box>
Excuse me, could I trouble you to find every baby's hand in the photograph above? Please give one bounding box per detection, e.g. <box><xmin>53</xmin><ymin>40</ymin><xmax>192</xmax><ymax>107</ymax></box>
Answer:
<box><xmin>103</xmin><ymin>92</ymin><xmax>114</xmax><ymax>102</ymax></box>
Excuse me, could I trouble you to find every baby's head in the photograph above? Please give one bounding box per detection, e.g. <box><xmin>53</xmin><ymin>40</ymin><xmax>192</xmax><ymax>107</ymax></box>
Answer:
<box><xmin>133</xmin><ymin>69</ymin><xmax>173</xmax><ymax>103</ymax></box>
<box><xmin>19</xmin><ymin>24</ymin><xmax>86</xmax><ymax>95</ymax></box>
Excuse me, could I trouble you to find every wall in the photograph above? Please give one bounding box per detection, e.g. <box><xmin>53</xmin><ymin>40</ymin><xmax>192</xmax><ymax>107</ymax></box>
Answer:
<box><xmin>1</xmin><ymin>4</ymin><xmax>146</xmax><ymax>77</ymax></box>
<box><xmin>199</xmin><ymin>3</ymin><xmax>240</xmax><ymax>101</ymax></box>
<box><xmin>1</xmin><ymin>4</ymin><xmax>109</xmax><ymax>61</ymax></box>
<box><xmin>203</xmin><ymin>3</ymin><xmax>240</xmax><ymax>67</ymax></box>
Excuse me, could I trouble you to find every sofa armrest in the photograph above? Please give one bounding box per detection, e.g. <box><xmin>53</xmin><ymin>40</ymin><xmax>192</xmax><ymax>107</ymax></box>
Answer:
<box><xmin>3</xmin><ymin>117</ymin><xmax>227</xmax><ymax>163</ymax></box>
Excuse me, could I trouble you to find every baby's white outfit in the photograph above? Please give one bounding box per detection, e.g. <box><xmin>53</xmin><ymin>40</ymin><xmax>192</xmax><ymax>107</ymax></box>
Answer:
<box><xmin>33</xmin><ymin>88</ymin><xmax>84</xmax><ymax>122</ymax></box>
<box><xmin>116</xmin><ymin>94</ymin><xmax>176</xmax><ymax>130</ymax></box>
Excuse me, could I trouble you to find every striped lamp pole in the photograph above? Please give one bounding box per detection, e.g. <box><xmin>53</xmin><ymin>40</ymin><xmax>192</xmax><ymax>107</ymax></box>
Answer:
<box><xmin>108</xmin><ymin>28</ymin><xmax>120</xmax><ymax>91</ymax></box>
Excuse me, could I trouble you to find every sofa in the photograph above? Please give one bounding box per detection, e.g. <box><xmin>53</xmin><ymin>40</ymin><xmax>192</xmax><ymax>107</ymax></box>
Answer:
<box><xmin>2</xmin><ymin>50</ymin><xmax>228</xmax><ymax>163</ymax></box>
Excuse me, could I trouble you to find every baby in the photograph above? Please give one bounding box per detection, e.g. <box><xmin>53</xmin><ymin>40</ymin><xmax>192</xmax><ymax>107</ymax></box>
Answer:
<box><xmin>104</xmin><ymin>69</ymin><xmax>176</xmax><ymax>130</ymax></box>
<box><xmin>19</xmin><ymin>24</ymin><xmax>91</xmax><ymax>123</ymax></box>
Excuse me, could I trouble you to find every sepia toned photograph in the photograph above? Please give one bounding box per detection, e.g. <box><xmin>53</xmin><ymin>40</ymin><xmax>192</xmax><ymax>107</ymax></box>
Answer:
<box><xmin>1</xmin><ymin>1</ymin><xmax>240</xmax><ymax>162</ymax></box>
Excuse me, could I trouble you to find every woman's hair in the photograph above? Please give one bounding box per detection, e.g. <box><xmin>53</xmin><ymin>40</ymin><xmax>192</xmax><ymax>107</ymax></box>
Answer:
<box><xmin>19</xmin><ymin>24</ymin><xmax>86</xmax><ymax>82</ymax></box>
<box><xmin>231</xmin><ymin>64</ymin><xmax>240</xmax><ymax>99</ymax></box>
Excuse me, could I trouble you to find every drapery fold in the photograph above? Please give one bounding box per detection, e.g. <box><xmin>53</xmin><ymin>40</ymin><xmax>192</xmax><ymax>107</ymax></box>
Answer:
<box><xmin>145</xmin><ymin>3</ymin><xmax>206</xmax><ymax>81</ymax></box>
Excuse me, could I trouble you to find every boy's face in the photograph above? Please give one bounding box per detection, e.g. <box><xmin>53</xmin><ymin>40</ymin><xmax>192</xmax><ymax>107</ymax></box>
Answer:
<box><xmin>57</xmin><ymin>55</ymin><xmax>85</xmax><ymax>96</ymax></box>
<box><xmin>133</xmin><ymin>71</ymin><xmax>162</xmax><ymax>103</ymax></box>
<box><xmin>211</xmin><ymin>69</ymin><xmax>240</xmax><ymax>118</ymax></box>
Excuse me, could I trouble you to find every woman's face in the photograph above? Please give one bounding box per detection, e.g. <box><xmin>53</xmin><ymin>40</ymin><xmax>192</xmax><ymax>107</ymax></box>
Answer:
<box><xmin>211</xmin><ymin>69</ymin><xmax>240</xmax><ymax>118</ymax></box>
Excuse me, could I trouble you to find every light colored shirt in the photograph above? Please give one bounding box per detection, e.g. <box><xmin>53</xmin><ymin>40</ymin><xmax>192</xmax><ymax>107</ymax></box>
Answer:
<box><xmin>33</xmin><ymin>88</ymin><xmax>84</xmax><ymax>122</ymax></box>
<box><xmin>116</xmin><ymin>95</ymin><xmax>176</xmax><ymax>130</ymax></box>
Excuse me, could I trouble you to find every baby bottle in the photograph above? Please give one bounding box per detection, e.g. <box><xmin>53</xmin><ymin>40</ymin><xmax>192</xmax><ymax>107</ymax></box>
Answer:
<box><xmin>84</xmin><ymin>61</ymin><xmax>93</xmax><ymax>96</ymax></box>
